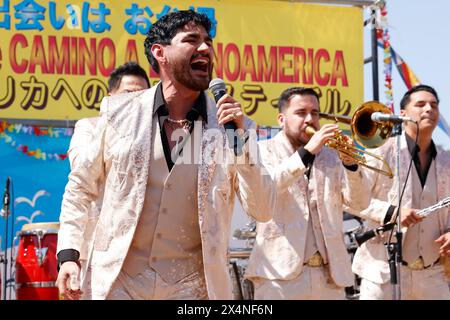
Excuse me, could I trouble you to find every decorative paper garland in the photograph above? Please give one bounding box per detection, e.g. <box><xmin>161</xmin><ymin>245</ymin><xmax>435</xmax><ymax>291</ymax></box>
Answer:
<box><xmin>378</xmin><ymin>1</ymin><xmax>394</xmax><ymax>111</ymax></box>
<box><xmin>0</xmin><ymin>121</ymin><xmax>72</xmax><ymax>161</ymax></box>
<box><xmin>0</xmin><ymin>121</ymin><xmax>73</xmax><ymax>138</ymax></box>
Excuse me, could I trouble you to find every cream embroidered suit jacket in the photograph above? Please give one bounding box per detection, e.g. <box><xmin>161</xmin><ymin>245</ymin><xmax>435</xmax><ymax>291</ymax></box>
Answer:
<box><xmin>66</xmin><ymin>117</ymin><xmax>102</xmax><ymax>286</ymax></box>
<box><xmin>352</xmin><ymin>135</ymin><xmax>450</xmax><ymax>284</ymax></box>
<box><xmin>245</xmin><ymin>131</ymin><xmax>370</xmax><ymax>287</ymax></box>
<box><xmin>57</xmin><ymin>85</ymin><xmax>275</xmax><ymax>299</ymax></box>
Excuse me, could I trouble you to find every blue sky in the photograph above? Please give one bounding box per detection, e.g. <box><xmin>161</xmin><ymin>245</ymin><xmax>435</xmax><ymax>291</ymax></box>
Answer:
<box><xmin>363</xmin><ymin>0</ymin><xmax>450</xmax><ymax>150</ymax></box>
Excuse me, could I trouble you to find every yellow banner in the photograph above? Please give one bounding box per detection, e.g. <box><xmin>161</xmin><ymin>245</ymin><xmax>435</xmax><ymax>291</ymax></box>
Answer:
<box><xmin>0</xmin><ymin>0</ymin><xmax>363</xmax><ymax>125</ymax></box>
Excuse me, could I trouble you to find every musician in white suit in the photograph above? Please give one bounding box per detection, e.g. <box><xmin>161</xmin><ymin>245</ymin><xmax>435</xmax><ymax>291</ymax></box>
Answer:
<box><xmin>62</xmin><ymin>62</ymin><xmax>150</xmax><ymax>296</ymax></box>
<box><xmin>352</xmin><ymin>84</ymin><xmax>450</xmax><ymax>300</ymax></box>
<box><xmin>244</xmin><ymin>87</ymin><xmax>370</xmax><ymax>299</ymax></box>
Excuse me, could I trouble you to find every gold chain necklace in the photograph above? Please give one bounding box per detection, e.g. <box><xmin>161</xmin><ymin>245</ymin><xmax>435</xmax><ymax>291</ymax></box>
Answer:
<box><xmin>165</xmin><ymin>117</ymin><xmax>192</xmax><ymax>130</ymax></box>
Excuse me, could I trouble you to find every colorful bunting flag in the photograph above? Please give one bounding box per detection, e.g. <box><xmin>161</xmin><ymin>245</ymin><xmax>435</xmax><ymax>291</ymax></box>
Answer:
<box><xmin>377</xmin><ymin>38</ymin><xmax>450</xmax><ymax>138</ymax></box>
<box><xmin>0</xmin><ymin>121</ymin><xmax>72</xmax><ymax>161</ymax></box>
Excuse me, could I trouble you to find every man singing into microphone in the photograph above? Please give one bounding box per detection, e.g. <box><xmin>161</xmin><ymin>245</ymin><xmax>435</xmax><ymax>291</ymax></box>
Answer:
<box><xmin>352</xmin><ymin>84</ymin><xmax>450</xmax><ymax>299</ymax></box>
<box><xmin>56</xmin><ymin>10</ymin><xmax>274</xmax><ymax>300</ymax></box>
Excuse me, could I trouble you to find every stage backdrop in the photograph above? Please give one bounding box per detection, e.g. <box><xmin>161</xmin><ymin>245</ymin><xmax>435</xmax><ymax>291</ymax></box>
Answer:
<box><xmin>0</xmin><ymin>0</ymin><xmax>363</xmax><ymax>124</ymax></box>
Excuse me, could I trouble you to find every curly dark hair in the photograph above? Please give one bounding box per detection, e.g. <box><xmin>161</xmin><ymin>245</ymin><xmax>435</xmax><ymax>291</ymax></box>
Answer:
<box><xmin>144</xmin><ymin>10</ymin><xmax>212</xmax><ymax>74</ymax></box>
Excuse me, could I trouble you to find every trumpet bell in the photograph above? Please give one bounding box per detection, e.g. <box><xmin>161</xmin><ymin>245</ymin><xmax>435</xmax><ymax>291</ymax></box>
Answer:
<box><xmin>351</xmin><ymin>101</ymin><xmax>394</xmax><ymax>149</ymax></box>
<box><xmin>312</xmin><ymin>101</ymin><xmax>394</xmax><ymax>178</ymax></box>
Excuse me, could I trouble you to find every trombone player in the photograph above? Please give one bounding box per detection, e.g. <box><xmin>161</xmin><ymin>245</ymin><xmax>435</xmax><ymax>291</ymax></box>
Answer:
<box><xmin>352</xmin><ymin>84</ymin><xmax>450</xmax><ymax>299</ymax></box>
<box><xmin>244</xmin><ymin>87</ymin><xmax>372</xmax><ymax>299</ymax></box>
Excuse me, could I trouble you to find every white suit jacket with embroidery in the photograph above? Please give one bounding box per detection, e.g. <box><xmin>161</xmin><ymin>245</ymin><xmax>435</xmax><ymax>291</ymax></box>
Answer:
<box><xmin>57</xmin><ymin>85</ymin><xmax>275</xmax><ymax>299</ymax></box>
<box><xmin>352</xmin><ymin>134</ymin><xmax>450</xmax><ymax>284</ymax></box>
<box><xmin>66</xmin><ymin>117</ymin><xmax>102</xmax><ymax>284</ymax></box>
<box><xmin>245</xmin><ymin>131</ymin><xmax>371</xmax><ymax>287</ymax></box>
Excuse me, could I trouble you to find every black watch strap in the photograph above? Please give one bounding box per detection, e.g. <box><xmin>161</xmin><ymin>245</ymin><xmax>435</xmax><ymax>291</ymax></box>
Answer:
<box><xmin>57</xmin><ymin>249</ymin><xmax>80</xmax><ymax>271</ymax></box>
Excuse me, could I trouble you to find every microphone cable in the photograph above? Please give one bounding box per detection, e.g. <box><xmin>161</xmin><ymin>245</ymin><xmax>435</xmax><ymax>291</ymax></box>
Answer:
<box><xmin>386</xmin><ymin>121</ymin><xmax>419</xmax><ymax>245</ymax></box>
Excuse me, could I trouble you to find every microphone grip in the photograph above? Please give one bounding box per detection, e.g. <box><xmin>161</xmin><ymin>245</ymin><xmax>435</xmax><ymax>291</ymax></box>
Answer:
<box><xmin>3</xmin><ymin>177</ymin><xmax>10</xmax><ymax>207</ymax></box>
<box><xmin>224</xmin><ymin>123</ymin><xmax>238</xmax><ymax>149</ymax></box>
<box><xmin>218</xmin><ymin>88</ymin><xmax>237</xmax><ymax>135</ymax></box>
<box><xmin>3</xmin><ymin>192</ymin><xmax>9</xmax><ymax>207</ymax></box>
<box><xmin>212</xmin><ymin>88</ymin><xmax>227</xmax><ymax>104</ymax></box>
<box><xmin>212</xmin><ymin>87</ymin><xmax>241</xmax><ymax>155</ymax></box>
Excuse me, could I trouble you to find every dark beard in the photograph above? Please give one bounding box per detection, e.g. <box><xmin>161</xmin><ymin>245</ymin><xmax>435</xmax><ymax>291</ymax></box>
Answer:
<box><xmin>171</xmin><ymin>61</ymin><xmax>211</xmax><ymax>91</ymax></box>
<box><xmin>284</xmin><ymin>128</ymin><xmax>308</xmax><ymax>150</ymax></box>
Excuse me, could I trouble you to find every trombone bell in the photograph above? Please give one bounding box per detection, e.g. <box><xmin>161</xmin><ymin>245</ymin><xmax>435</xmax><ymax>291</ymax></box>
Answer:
<box><xmin>351</xmin><ymin>101</ymin><xmax>394</xmax><ymax>149</ymax></box>
<box><xmin>307</xmin><ymin>101</ymin><xmax>394</xmax><ymax>178</ymax></box>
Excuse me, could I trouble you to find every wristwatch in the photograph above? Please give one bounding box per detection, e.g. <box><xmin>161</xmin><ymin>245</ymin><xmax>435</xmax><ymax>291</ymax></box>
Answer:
<box><xmin>57</xmin><ymin>249</ymin><xmax>80</xmax><ymax>271</ymax></box>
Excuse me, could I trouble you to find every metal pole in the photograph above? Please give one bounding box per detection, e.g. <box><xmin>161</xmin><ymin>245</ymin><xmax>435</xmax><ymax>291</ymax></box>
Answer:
<box><xmin>3</xmin><ymin>209</ymin><xmax>8</xmax><ymax>300</ymax></box>
<box><xmin>371</xmin><ymin>8</ymin><xmax>379</xmax><ymax>101</ymax></box>
<box><xmin>393</xmin><ymin>128</ymin><xmax>402</xmax><ymax>300</ymax></box>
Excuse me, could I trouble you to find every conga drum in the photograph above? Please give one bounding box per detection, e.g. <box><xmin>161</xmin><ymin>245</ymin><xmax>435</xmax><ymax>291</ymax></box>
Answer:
<box><xmin>15</xmin><ymin>222</ymin><xmax>60</xmax><ymax>300</ymax></box>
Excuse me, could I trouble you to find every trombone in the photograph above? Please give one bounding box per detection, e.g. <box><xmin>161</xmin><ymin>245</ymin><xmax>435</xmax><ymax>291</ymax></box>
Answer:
<box><xmin>306</xmin><ymin>101</ymin><xmax>394</xmax><ymax>178</ymax></box>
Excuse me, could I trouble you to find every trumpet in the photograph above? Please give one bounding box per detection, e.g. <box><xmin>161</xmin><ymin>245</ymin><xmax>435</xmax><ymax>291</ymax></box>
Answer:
<box><xmin>305</xmin><ymin>101</ymin><xmax>394</xmax><ymax>178</ymax></box>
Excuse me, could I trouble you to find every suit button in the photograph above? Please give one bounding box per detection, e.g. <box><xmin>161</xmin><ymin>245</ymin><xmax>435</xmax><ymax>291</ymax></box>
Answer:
<box><xmin>156</xmin><ymin>233</ymin><xmax>162</xmax><ymax>239</ymax></box>
<box><xmin>166</xmin><ymin>183</ymin><xmax>172</xmax><ymax>190</ymax></box>
<box><xmin>151</xmin><ymin>257</ymin><xmax>157</xmax><ymax>262</ymax></box>
<box><xmin>161</xmin><ymin>208</ymin><xmax>167</xmax><ymax>214</ymax></box>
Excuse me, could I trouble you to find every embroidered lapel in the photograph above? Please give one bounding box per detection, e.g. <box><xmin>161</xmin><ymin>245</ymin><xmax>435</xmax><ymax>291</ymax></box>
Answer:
<box><xmin>129</xmin><ymin>88</ymin><xmax>157</xmax><ymax>217</ymax></box>
<box><xmin>197</xmin><ymin>96</ymin><xmax>221</xmax><ymax>222</ymax></box>
<box><xmin>435</xmin><ymin>149</ymin><xmax>449</xmax><ymax>233</ymax></box>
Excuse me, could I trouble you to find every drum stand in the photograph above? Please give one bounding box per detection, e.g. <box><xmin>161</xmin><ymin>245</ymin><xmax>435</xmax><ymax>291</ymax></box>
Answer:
<box><xmin>229</xmin><ymin>222</ymin><xmax>256</xmax><ymax>300</ymax></box>
<box><xmin>0</xmin><ymin>239</ymin><xmax>3</xmax><ymax>300</ymax></box>
<box><xmin>230</xmin><ymin>262</ymin><xmax>244</xmax><ymax>300</ymax></box>
<box><xmin>1</xmin><ymin>233</ymin><xmax>9</xmax><ymax>301</ymax></box>
<box><xmin>344</xmin><ymin>213</ymin><xmax>365</xmax><ymax>299</ymax></box>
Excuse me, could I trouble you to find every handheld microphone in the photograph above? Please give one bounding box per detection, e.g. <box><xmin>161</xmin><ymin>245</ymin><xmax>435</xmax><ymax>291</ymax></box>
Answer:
<box><xmin>208</xmin><ymin>78</ymin><xmax>243</xmax><ymax>156</ymax></box>
<box><xmin>1</xmin><ymin>177</ymin><xmax>10</xmax><ymax>218</ymax></box>
<box><xmin>371</xmin><ymin>112</ymin><xmax>413</xmax><ymax>123</ymax></box>
<box><xmin>352</xmin><ymin>222</ymin><xmax>395</xmax><ymax>246</ymax></box>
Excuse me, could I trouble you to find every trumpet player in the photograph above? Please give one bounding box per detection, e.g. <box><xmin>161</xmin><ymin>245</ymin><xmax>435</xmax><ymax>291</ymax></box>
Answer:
<box><xmin>352</xmin><ymin>84</ymin><xmax>450</xmax><ymax>300</ymax></box>
<box><xmin>244</xmin><ymin>87</ymin><xmax>370</xmax><ymax>299</ymax></box>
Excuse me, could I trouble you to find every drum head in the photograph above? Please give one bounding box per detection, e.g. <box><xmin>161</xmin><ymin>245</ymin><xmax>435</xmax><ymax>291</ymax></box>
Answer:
<box><xmin>20</xmin><ymin>222</ymin><xmax>60</xmax><ymax>234</ymax></box>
